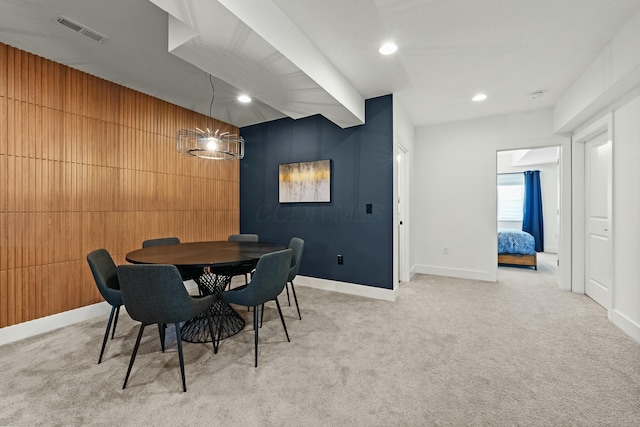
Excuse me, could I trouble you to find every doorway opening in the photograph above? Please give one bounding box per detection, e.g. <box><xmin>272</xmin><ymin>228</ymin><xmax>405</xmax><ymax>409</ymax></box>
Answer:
<box><xmin>496</xmin><ymin>146</ymin><xmax>561</xmax><ymax>284</ymax></box>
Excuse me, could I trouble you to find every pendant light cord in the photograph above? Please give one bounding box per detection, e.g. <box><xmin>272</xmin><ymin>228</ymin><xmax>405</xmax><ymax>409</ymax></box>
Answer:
<box><xmin>209</xmin><ymin>74</ymin><xmax>215</xmax><ymax>134</ymax></box>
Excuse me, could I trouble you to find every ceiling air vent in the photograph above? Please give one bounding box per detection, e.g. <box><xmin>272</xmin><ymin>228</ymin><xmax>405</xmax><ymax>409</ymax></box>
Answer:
<box><xmin>55</xmin><ymin>16</ymin><xmax>108</xmax><ymax>43</ymax></box>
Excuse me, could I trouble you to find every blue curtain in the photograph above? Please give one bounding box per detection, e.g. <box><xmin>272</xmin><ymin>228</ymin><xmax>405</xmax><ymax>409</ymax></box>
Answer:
<box><xmin>522</xmin><ymin>170</ymin><xmax>544</xmax><ymax>252</ymax></box>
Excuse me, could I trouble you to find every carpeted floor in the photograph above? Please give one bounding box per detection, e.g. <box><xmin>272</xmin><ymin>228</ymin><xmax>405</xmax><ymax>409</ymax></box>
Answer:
<box><xmin>0</xmin><ymin>253</ymin><xmax>638</xmax><ymax>426</ymax></box>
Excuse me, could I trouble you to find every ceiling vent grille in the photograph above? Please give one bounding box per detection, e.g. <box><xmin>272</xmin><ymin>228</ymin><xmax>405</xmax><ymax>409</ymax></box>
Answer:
<box><xmin>55</xmin><ymin>16</ymin><xmax>108</xmax><ymax>43</ymax></box>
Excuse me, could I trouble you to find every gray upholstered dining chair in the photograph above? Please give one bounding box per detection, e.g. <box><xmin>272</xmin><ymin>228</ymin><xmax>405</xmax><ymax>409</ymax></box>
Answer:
<box><xmin>117</xmin><ymin>264</ymin><xmax>217</xmax><ymax>392</ymax></box>
<box><xmin>227</xmin><ymin>234</ymin><xmax>259</xmax><ymax>242</ymax></box>
<box><xmin>142</xmin><ymin>237</ymin><xmax>180</xmax><ymax>248</ymax></box>
<box><xmin>261</xmin><ymin>237</ymin><xmax>305</xmax><ymax>326</ymax></box>
<box><xmin>227</xmin><ymin>234</ymin><xmax>259</xmax><ymax>287</ymax></box>
<box><xmin>142</xmin><ymin>236</ymin><xmax>199</xmax><ymax>283</ymax></box>
<box><xmin>87</xmin><ymin>248</ymin><xmax>123</xmax><ymax>364</ymax></box>
<box><xmin>216</xmin><ymin>249</ymin><xmax>292</xmax><ymax>367</ymax></box>
<box><xmin>285</xmin><ymin>237</ymin><xmax>304</xmax><ymax>320</ymax></box>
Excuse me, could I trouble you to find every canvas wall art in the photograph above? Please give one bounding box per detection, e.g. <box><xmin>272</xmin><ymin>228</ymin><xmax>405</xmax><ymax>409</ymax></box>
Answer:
<box><xmin>279</xmin><ymin>160</ymin><xmax>331</xmax><ymax>203</ymax></box>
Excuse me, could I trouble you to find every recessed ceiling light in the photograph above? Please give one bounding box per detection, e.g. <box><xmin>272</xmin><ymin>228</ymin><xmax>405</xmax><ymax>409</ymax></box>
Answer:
<box><xmin>379</xmin><ymin>42</ymin><xmax>397</xmax><ymax>55</ymax></box>
<box><xmin>238</xmin><ymin>94</ymin><xmax>252</xmax><ymax>103</ymax></box>
<box><xmin>472</xmin><ymin>93</ymin><xmax>487</xmax><ymax>102</ymax></box>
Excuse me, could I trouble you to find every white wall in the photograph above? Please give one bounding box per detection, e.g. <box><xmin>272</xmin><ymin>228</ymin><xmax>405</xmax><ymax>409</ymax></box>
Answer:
<box><xmin>610</xmin><ymin>94</ymin><xmax>640</xmax><ymax>342</ymax></box>
<box><xmin>497</xmin><ymin>150</ymin><xmax>559</xmax><ymax>253</ymax></box>
<box><xmin>413</xmin><ymin>108</ymin><xmax>568</xmax><ymax>282</ymax></box>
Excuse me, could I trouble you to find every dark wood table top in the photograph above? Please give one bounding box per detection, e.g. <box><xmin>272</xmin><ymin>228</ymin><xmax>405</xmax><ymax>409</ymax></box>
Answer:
<box><xmin>125</xmin><ymin>241</ymin><xmax>285</xmax><ymax>269</ymax></box>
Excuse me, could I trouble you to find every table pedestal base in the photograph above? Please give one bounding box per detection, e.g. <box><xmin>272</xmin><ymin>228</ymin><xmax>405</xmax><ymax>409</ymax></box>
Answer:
<box><xmin>180</xmin><ymin>301</ymin><xmax>245</xmax><ymax>343</ymax></box>
<box><xmin>180</xmin><ymin>271</ymin><xmax>246</xmax><ymax>343</ymax></box>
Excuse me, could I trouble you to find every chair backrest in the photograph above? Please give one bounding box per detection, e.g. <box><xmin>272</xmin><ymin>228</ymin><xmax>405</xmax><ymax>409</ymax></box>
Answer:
<box><xmin>87</xmin><ymin>249</ymin><xmax>122</xmax><ymax>307</ymax></box>
<box><xmin>116</xmin><ymin>264</ymin><xmax>196</xmax><ymax>325</ymax></box>
<box><xmin>228</xmin><ymin>234</ymin><xmax>259</xmax><ymax>242</ymax></box>
<box><xmin>142</xmin><ymin>237</ymin><xmax>181</xmax><ymax>248</ymax></box>
<box><xmin>288</xmin><ymin>237</ymin><xmax>304</xmax><ymax>282</ymax></box>
<box><xmin>242</xmin><ymin>249</ymin><xmax>292</xmax><ymax>305</ymax></box>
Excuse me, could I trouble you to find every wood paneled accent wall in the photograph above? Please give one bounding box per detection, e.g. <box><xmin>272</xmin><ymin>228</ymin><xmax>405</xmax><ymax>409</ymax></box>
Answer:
<box><xmin>0</xmin><ymin>42</ymin><xmax>240</xmax><ymax>328</ymax></box>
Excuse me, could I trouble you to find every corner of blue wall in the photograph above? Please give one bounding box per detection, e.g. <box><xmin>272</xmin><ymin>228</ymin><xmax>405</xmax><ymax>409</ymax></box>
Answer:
<box><xmin>240</xmin><ymin>95</ymin><xmax>394</xmax><ymax>289</ymax></box>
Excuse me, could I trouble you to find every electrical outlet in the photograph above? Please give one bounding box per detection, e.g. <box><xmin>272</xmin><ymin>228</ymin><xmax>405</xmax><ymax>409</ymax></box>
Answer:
<box><xmin>337</xmin><ymin>255</ymin><xmax>343</xmax><ymax>265</ymax></box>
<box><xmin>443</xmin><ymin>247</ymin><xmax>449</xmax><ymax>255</ymax></box>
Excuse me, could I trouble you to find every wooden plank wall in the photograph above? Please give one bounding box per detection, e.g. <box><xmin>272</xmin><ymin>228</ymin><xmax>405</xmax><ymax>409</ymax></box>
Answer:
<box><xmin>0</xmin><ymin>42</ymin><xmax>240</xmax><ymax>328</ymax></box>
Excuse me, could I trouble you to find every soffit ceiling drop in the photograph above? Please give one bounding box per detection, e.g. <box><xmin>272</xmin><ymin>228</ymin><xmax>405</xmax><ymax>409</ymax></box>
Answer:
<box><xmin>512</xmin><ymin>147</ymin><xmax>560</xmax><ymax>167</ymax></box>
<box><xmin>149</xmin><ymin>0</ymin><xmax>365</xmax><ymax>128</ymax></box>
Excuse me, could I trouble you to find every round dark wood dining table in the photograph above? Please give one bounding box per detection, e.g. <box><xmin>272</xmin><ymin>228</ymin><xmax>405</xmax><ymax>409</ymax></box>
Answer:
<box><xmin>125</xmin><ymin>241</ymin><xmax>285</xmax><ymax>343</ymax></box>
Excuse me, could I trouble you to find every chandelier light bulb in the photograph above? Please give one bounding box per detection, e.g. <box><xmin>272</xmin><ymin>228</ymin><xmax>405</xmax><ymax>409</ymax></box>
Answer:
<box><xmin>206</xmin><ymin>137</ymin><xmax>217</xmax><ymax>151</ymax></box>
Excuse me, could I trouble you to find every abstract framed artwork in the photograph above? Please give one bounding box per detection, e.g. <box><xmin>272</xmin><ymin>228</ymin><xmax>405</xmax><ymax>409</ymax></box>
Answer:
<box><xmin>279</xmin><ymin>159</ymin><xmax>331</xmax><ymax>203</ymax></box>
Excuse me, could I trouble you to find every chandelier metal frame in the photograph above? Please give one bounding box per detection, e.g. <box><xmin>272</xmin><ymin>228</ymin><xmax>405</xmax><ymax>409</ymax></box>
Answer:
<box><xmin>176</xmin><ymin>128</ymin><xmax>244</xmax><ymax>160</ymax></box>
<box><xmin>176</xmin><ymin>75</ymin><xmax>244</xmax><ymax>160</ymax></box>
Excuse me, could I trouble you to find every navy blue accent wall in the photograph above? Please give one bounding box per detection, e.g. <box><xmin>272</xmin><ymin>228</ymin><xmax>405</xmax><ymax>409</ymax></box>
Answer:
<box><xmin>240</xmin><ymin>95</ymin><xmax>393</xmax><ymax>289</ymax></box>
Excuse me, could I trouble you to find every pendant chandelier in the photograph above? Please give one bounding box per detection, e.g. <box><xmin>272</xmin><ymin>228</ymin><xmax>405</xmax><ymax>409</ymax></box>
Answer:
<box><xmin>176</xmin><ymin>75</ymin><xmax>244</xmax><ymax>160</ymax></box>
<box><xmin>176</xmin><ymin>128</ymin><xmax>244</xmax><ymax>160</ymax></box>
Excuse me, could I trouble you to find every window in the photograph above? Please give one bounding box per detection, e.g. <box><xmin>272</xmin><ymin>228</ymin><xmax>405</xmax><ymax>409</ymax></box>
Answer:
<box><xmin>497</xmin><ymin>173</ymin><xmax>524</xmax><ymax>221</ymax></box>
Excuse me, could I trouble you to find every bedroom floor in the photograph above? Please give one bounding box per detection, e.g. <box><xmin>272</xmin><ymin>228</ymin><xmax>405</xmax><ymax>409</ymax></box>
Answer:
<box><xmin>496</xmin><ymin>251</ymin><xmax>563</xmax><ymax>299</ymax></box>
<box><xmin>498</xmin><ymin>251</ymin><xmax>558</xmax><ymax>278</ymax></box>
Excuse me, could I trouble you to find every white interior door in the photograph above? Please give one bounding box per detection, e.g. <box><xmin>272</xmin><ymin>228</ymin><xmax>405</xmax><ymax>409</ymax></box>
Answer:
<box><xmin>585</xmin><ymin>133</ymin><xmax>612</xmax><ymax>309</ymax></box>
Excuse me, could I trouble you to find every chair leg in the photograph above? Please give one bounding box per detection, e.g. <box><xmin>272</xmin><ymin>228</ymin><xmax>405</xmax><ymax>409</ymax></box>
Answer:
<box><xmin>260</xmin><ymin>303</ymin><xmax>265</xmax><ymax>328</ymax></box>
<box><xmin>274</xmin><ymin>297</ymin><xmax>290</xmax><ymax>342</ymax></box>
<box><xmin>175</xmin><ymin>322</ymin><xmax>187</xmax><ymax>392</ymax></box>
<box><xmin>98</xmin><ymin>305</ymin><xmax>117</xmax><ymax>364</ymax></box>
<box><xmin>290</xmin><ymin>281</ymin><xmax>301</xmax><ymax>320</ymax></box>
<box><xmin>215</xmin><ymin>301</ymin><xmax>225</xmax><ymax>352</ymax></box>
<box><xmin>123</xmin><ymin>324</ymin><xmax>146</xmax><ymax>390</ymax></box>
<box><xmin>285</xmin><ymin>283</ymin><xmax>291</xmax><ymax>306</ymax></box>
<box><xmin>253</xmin><ymin>305</ymin><xmax>259</xmax><ymax>367</ymax></box>
<box><xmin>204</xmin><ymin>307</ymin><xmax>218</xmax><ymax>354</ymax></box>
<box><xmin>111</xmin><ymin>306</ymin><xmax>121</xmax><ymax>339</ymax></box>
<box><xmin>246</xmin><ymin>274</ymin><xmax>251</xmax><ymax>311</ymax></box>
<box><xmin>158</xmin><ymin>324</ymin><xmax>166</xmax><ymax>352</ymax></box>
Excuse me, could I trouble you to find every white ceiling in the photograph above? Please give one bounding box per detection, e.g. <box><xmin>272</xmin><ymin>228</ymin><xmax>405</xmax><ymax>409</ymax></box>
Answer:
<box><xmin>507</xmin><ymin>147</ymin><xmax>559</xmax><ymax>167</ymax></box>
<box><xmin>1</xmin><ymin>0</ymin><xmax>639</xmax><ymax>129</ymax></box>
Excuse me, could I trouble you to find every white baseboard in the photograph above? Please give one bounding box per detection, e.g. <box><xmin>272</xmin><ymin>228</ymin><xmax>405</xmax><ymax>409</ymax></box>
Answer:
<box><xmin>413</xmin><ymin>264</ymin><xmax>496</xmax><ymax>282</ymax></box>
<box><xmin>610</xmin><ymin>309</ymin><xmax>640</xmax><ymax>344</ymax></box>
<box><xmin>294</xmin><ymin>276</ymin><xmax>398</xmax><ymax>302</ymax></box>
<box><xmin>0</xmin><ymin>302</ymin><xmax>112</xmax><ymax>346</ymax></box>
<box><xmin>0</xmin><ymin>280</ymin><xmax>200</xmax><ymax>347</ymax></box>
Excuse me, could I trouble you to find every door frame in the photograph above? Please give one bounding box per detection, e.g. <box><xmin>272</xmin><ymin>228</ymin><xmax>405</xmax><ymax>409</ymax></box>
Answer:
<box><xmin>397</xmin><ymin>143</ymin><xmax>410</xmax><ymax>284</ymax></box>
<box><xmin>493</xmin><ymin>136</ymin><xmax>571</xmax><ymax>289</ymax></box>
<box><xmin>571</xmin><ymin>113</ymin><xmax>614</xmax><ymax>304</ymax></box>
<box><xmin>496</xmin><ymin>145</ymin><xmax>565</xmax><ymax>288</ymax></box>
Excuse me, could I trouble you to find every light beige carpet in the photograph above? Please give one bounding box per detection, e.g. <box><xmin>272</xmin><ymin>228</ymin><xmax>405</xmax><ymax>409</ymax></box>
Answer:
<box><xmin>1</xmin><ymin>254</ymin><xmax>639</xmax><ymax>426</ymax></box>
